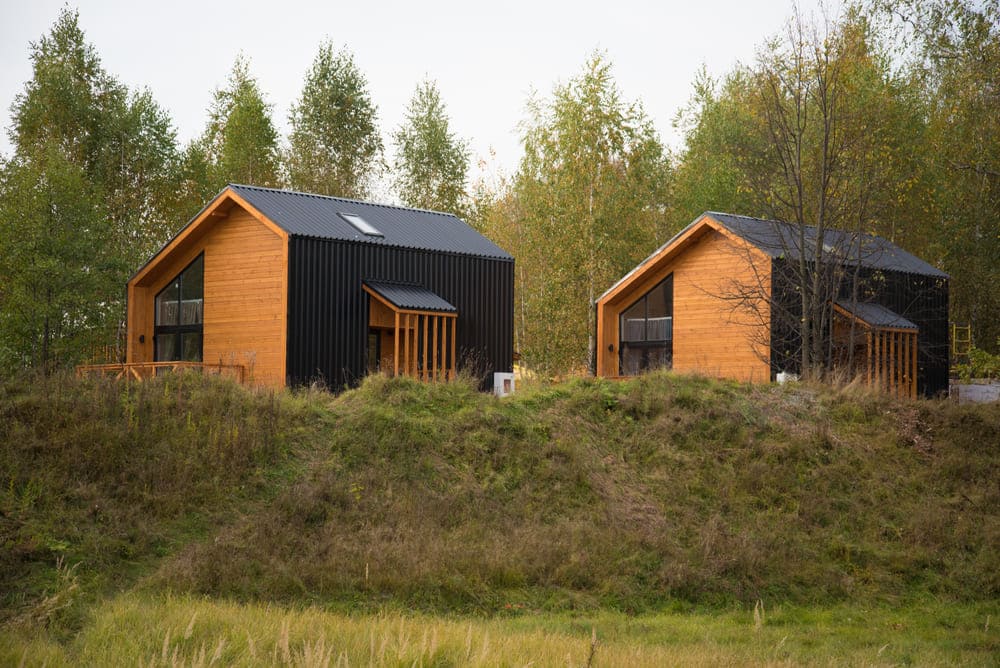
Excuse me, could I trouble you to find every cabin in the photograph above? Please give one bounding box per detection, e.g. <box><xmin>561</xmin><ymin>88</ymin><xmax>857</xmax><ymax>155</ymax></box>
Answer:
<box><xmin>121</xmin><ymin>184</ymin><xmax>514</xmax><ymax>389</ymax></box>
<box><xmin>595</xmin><ymin>212</ymin><xmax>949</xmax><ymax>397</ymax></box>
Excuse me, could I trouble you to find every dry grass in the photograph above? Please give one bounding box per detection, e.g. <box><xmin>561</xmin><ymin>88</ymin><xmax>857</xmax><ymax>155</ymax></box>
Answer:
<box><xmin>2</xmin><ymin>370</ymin><xmax>998</xmax><ymax>639</ymax></box>
<box><xmin>2</xmin><ymin>593</ymin><xmax>997</xmax><ymax>667</ymax></box>
<box><xmin>144</xmin><ymin>372</ymin><xmax>1000</xmax><ymax>611</ymax></box>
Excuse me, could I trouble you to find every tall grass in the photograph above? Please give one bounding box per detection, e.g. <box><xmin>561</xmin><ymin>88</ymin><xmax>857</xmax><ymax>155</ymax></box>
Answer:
<box><xmin>2</xmin><ymin>593</ymin><xmax>996</xmax><ymax>666</ymax></box>
<box><xmin>2</xmin><ymin>369</ymin><xmax>998</xmax><ymax>629</ymax></box>
<box><xmin>0</xmin><ymin>370</ymin><xmax>316</xmax><ymax>626</ymax></box>
<box><xmin>153</xmin><ymin>372</ymin><xmax>1000</xmax><ymax>611</ymax></box>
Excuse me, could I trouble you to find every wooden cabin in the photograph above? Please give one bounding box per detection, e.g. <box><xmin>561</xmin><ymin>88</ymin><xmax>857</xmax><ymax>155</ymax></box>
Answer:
<box><xmin>122</xmin><ymin>185</ymin><xmax>513</xmax><ymax>389</ymax></box>
<box><xmin>595</xmin><ymin>212</ymin><xmax>949</xmax><ymax>397</ymax></box>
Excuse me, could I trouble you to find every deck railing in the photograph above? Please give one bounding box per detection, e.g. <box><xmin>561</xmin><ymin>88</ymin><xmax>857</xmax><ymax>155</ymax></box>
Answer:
<box><xmin>76</xmin><ymin>361</ymin><xmax>246</xmax><ymax>384</ymax></box>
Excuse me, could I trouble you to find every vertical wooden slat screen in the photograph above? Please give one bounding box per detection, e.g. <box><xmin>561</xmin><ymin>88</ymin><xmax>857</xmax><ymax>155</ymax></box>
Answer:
<box><xmin>832</xmin><ymin>303</ymin><xmax>919</xmax><ymax>398</ymax></box>
<box><xmin>874</xmin><ymin>332</ymin><xmax>881</xmax><ymax>390</ymax></box>
<box><xmin>884</xmin><ymin>332</ymin><xmax>891</xmax><ymax>393</ymax></box>
<box><xmin>422</xmin><ymin>315</ymin><xmax>429</xmax><ymax>381</ymax></box>
<box><xmin>365</xmin><ymin>287</ymin><xmax>457</xmax><ymax>381</ymax></box>
<box><xmin>393</xmin><ymin>312</ymin><xmax>400</xmax><ymax>376</ymax></box>
<box><xmin>866</xmin><ymin>331</ymin><xmax>873</xmax><ymax>386</ymax></box>
<box><xmin>450</xmin><ymin>318</ymin><xmax>457</xmax><ymax>381</ymax></box>
<box><xmin>412</xmin><ymin>315</ymin><xmax>418</xmax><ymax>379</ymax></box>
<box><xmin>903</xmin><ymin>333</ymin><xmax>909</xmax><ymax>399</ymax></box>
<box><xmin>430</xmin><ymin>316</ymin><xmax>435</xmax><ymax>381</ymax></box>
<box><xmin>404</xmin><ymin>314</ymin><xmax>411</xmax><ymax>377</ymax></box>
<box><xmin>893</xmin><ymin>332</ymin><xmax>899</xmax><ymax>395</ymax></box>
<box><xmin>440</xmin><ymin>317</ymin><xmax>449</xmax><ymax>380</ymax></box>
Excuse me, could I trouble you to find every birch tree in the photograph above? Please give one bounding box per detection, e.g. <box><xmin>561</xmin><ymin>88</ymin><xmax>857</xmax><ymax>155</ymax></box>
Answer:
<box><xmin>287</xmin><ymin>43</ymin><xmax>383</xmax><ymax>198</ymax></box>
<box><xmin>201</xmin><ymin>55</ymin><xmax>281</xmax><ymax>189</ymax></box>
<box><xmin>1</xmin><ymin>8</ymin><xmax>178</xmax><ymax>369</ymax></box>
<box><xmin>393</xmin><ymin>79</ymin><xmax>470</xmax><ymax>215</ymax></box>
<box><xmin>512</xmin><ymin>53</ymin><xmax>671</xmax><ymax>374</ymax></box>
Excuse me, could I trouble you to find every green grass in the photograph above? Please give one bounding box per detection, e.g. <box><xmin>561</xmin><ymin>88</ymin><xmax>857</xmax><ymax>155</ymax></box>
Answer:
<box><xmin>1</xmin><ymin>369</ymin><xmax>998</xmax><ymax>662</ymax></box>
<box><xmin>147</xmin><ymin>372</ymin><xmax>999</xmax><ymax>612</ymax></box>
<box><xmin>1</xmin><ymin>593</ymin><xmax>996</xmax><ymax>666</ymax></box>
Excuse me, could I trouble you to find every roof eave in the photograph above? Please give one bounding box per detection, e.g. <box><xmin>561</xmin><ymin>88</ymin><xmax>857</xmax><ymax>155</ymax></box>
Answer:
<box><xmin>128</xmin><ymin>186</ymin><xmax>288</xmax><ymax>288</ymax></box>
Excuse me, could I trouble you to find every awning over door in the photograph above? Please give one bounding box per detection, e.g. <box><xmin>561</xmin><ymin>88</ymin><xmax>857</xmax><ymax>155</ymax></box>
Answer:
<box><xmin>832</xmin><ymin>301</ymin><xmax>918</xmax><ymax>399</ymax></box>
<box><xmin>363</xmin><ymin>280</ymin><xmax>458</xmax><ymax>380</ymax></box>
<box><xmin>364</xmin><ymin>280</ymin><xmax>457</xmax><ymax>313</ymax></box>
<box><xmin>834</xmin><ymin>301</ymin><xmax>917</xmax><ymax>331</ymax></box>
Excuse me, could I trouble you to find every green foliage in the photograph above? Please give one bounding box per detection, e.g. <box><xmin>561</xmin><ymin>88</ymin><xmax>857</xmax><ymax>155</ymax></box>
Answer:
<box><xmin>170</xmin><ymin>140</ymin><xmax>218</xmax><ymax>223</ymax></box>
<box><xmin>286</xmin><ymin>43</ymin><xmax>383</xmax><ymax>199</ymax></box>
<box><xmin>507</xmin><ymin>53</ymin><xmax>671</xmax><ymax>374</ymax></box>
<box><xmin>392</xmin><ymin>79</ymin><xmax>470</xmax><ymax>215</ymax></box>
<box><xmin>0</xmin><ymin>143</ymin><xmax>119</xmax><ymax>372</ymax></box>
<box><xmin>955</xmin><ymin>343</ymin><xmax>1000</xmax><ymax>381</ymax></box>
<box><xmin>897</xmin><ymin>0</ymin><xmax>1000</xmax><ymax>353</ymax></box>
<box><xmin>0</xmin><ymin>8</ymin><xmax>181</xmax><ymax>371</ymax></box>
<box><xmin>201</xmin><ymin>55</ymin><xmax>281</xmax><ymax>189</ymax></box>
<box><xmin>9</xmin><ymin>8</ymin><xmax>123</xmax><ymax>173</ymax></box>
<box><xmin>670</xmin><ymin>67</ymin><xmax>757</xmax><ymax>224</ymax></box>
<box><xmin>10</xmin><ymin>8</ymin><xmax>179</xmax><ymax>268</ymax></box>
<box><xmin>96</xmin><ymin>88</ymin><xmax>182</xmax><ymax>271</ymax></box>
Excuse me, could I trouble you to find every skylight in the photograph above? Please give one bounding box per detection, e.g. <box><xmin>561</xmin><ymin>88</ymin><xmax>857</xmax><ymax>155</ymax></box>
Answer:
<box><xmin>339</xmin><ymin>212</ymin><xmax>383</xmax><ymax>237</ymax></box>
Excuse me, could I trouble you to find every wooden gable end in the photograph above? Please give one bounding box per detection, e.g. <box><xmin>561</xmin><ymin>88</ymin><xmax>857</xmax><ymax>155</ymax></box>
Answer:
<box><xmin>596</xmin><ymin>215</ymin><xmax>772</xmax><ymax>382</ymax></box>
<box><xmin>126</xmin><ymin>188</ymin><xmax>290</xmax><ymax>387</ymax></box>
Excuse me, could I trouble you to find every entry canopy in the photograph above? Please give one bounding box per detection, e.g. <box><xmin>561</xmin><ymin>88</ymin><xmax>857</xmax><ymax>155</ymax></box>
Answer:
<box><xmin>833</xmin><ymin>300</ymin><xmax>918</xmax><ymax>331</ymax></box>
<box><xmin>363</xmin><ymin>280</ymin><xmax>457</xmax><ymax>314</ymax></box>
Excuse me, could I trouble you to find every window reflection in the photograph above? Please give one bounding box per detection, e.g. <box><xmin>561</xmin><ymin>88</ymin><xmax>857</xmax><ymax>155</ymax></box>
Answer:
<box><xmin>619</xmin><ymin>274</ymin><xmax>673</xmax><ymax>376</ymax></box>
<box><xmin>154</xmin><ymin>255</ymin><xmax>204</xmax><ymax>362</ymax></box>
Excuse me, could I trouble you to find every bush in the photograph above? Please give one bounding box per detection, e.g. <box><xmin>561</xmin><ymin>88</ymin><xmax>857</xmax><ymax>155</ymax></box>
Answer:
<box><xmin>955</xmin><ymin>341</ymin><xmax>1000</xmax><ymax>381</ymax></box>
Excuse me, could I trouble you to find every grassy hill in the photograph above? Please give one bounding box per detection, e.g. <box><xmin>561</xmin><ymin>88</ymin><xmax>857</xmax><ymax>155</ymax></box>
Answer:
<box><xmin>1</xmin><ymin>371</ymin><xmax>998</xmax><ymax>634</ymax></box>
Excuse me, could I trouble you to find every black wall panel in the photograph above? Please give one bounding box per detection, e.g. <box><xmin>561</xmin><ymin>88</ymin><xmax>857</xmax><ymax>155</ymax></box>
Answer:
<box><xmin>769</xmin><ymin>258</ymin><xmax>950</xmax><ymax>397</ymax></box>
<box><xmin>286</xmin><ymin>237</ymin><xmax>514</xmax><ymax>390</ymax></box>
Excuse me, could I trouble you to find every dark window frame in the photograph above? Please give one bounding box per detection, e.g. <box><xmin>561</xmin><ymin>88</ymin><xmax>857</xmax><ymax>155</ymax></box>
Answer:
<box><xmin>619</xmin><ymin>274</ymin><xmax>673</xmax><ymax>376</ymax></box>
<box><xmin>154</xmin><ymin>253</ymin><xmax>204</xmax><ymax>362</ymax></box>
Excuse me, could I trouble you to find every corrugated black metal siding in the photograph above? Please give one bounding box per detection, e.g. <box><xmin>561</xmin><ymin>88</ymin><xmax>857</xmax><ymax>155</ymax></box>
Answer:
<box><xmin>872</xmin><ymin>269</ymin><xmax>949</xmax><ymax>396</ymax></box>
<box><xmin>769</xmin><ymin>258</ymin><xmax>949</xmax><ymax>397</ymax></box>
<box><xmin>286</xmin><ymin>237</ymin><xmax>514</xmax><ymax>390</ymax></box>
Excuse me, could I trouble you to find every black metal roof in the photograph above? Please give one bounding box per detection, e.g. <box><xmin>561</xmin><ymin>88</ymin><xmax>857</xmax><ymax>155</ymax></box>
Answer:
<box><xmin>707</xmin><ymin>212</ymin><xmax>948</xmax><ymax>278</ymax></box>
<box><xmin>835</xmin><ymin>300</ymin><xmax>918</xmax><ymax>330</ymax></box>
<box><xmin>229</xmin><ymin>184</ymin><xmax>512</xmax><ymax>260</ymax></box>
<box><xmin>364</xmin><ymin>280</ymin><xmax>457</xmax><ymax>313</ymax></box>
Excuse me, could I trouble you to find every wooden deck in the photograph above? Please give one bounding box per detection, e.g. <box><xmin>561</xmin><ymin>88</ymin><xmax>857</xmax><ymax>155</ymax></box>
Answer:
<box><xmin>76</xmin><ymin>361</ymin><xmax>247</xmax><ymax>384</ymax></box>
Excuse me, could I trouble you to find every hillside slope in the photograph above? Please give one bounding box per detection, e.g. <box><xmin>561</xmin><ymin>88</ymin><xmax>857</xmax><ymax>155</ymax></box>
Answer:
<box><xmin>2</xmin><ymin>371</ymin><xmax>998</xmax><ymax>624</ymax></box>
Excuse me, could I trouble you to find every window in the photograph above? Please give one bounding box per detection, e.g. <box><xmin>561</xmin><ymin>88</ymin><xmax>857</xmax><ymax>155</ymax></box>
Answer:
<box><xmin>619</xmin><ymin>274</ymin><xmax>673</xmax><ymax>376</ymax></box>
<box><xmin>154</xmin><ymin>254</ymin><xmax>204</xmax><ymax>362</ymax></box>
<box><xmin>339</xmin><ymin>212</ymin><xmax>383</xmax><ymax>237</ymax></box>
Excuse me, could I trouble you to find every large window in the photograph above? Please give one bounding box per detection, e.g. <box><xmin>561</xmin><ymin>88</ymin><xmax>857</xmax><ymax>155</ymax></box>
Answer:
<box><xmin>154</xmin><ymin>255</ymin><xmax>204</xmax><ymax>362</ymax></box>
<box><xmin>619</xmin><ymin>274</ymin><xmax>673</xmax><ymax>375</ymax></box>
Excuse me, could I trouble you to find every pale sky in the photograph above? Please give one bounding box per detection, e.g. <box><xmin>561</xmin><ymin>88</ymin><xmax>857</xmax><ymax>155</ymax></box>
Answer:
<box><xmin>0</xmin><ymin>0</ymin><xmax>832</xmax><ymax>194</ymax></box>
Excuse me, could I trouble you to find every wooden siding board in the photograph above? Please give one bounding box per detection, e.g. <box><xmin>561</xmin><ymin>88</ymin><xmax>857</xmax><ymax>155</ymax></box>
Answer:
<box><xmin>127</xmin><ymin>206</ymin><xmax>287</xmax><ymax>388</ymax></box>
<box><xmin>597</xmin><ymin>227</ymin><xmax>771</xmax><ymax>383</ymax></box>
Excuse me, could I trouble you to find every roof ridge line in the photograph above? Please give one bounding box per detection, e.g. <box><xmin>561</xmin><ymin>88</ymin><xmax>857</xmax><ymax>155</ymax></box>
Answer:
<box><xmin>228</xmin><ymin>183</ymin><xmax>460</xmax><ymax>219</ymax></box>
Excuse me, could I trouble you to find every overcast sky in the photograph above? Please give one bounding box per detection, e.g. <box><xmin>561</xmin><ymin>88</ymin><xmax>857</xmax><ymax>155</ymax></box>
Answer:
<box><xmin>1</xmin><ymin>0</ymin><xmax>831</xmax><ymax>191</ymax></box>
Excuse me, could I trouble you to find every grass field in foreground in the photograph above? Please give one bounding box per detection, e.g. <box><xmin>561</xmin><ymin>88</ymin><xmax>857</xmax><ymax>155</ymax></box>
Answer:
<box><xmin>2</xmin><ymin>594</ymin><xmax>997</xmax><ymax>666</ymax></box>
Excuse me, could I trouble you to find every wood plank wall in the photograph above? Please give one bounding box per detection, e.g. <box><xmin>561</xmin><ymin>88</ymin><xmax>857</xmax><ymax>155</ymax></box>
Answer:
<box><xmin>127</xmin><ymin>205</ymin><xmax>287</xmax><ymax>387</ymax></box>
<box><xmin>597</xmin><ymin>226</ymin><xmax>771</xmax><ymax>382</ymax></box>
